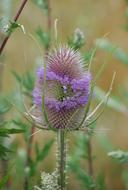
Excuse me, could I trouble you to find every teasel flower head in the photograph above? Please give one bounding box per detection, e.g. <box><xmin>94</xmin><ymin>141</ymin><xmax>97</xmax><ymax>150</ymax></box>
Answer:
<box><xmin>33</xmin><ymin>46</ymin><xmax>92</xmax><ymax>130</ymax></box>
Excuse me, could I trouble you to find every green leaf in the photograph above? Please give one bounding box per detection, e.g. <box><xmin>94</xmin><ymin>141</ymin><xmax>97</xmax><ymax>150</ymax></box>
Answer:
<box><xmin>83</xmin><ymin>50</ymin><xmax>95</xmax><ymax>62</ymax></box>
<box><xmin>12</xmin><ymin>119</ymin><xmax>31</xmax><ymax>141</ymax></box>
<box><xmin>69</xmin><ymin>161</ymin><xmax>95</xmax><ymax>189</ymax></box>
<box><xmin>32</xmin><ymin>0</ymin><xmax>48</xmax><ymax>14</ymax></box>
<box><xmin>95</xmin><ymin>38</ymin><xmax>128</xmax><ymax>65</ymax></box>
<box><xmin>95</xmin><ymin>86</ymin><xmax>128</xmax><ymax>115</ymax></box>
<box><xmin>73</xmin><ymin>133</ymin><xmax>89</xmax><ymax>159</ymax></box>
<box><xmin>108</xmin><ymin>150</ymin><xmax>128</xmax><ymax>164</ymax></box>
<box><xmin>36</xmin><ymin>139</ymin><xmax>54</xmax><ymax>162</ymax></box>
<box><xmin>96</xmin><ymin>172</ymin><xmax>107</xmax><ymax>190</ymax></box>
<box><xmin>36</xmin><ymin>28</ymin><xmax>50</xmax><ymax>49</ymax></box>
<box><xmin>5</xmin><ymin>128</ymin><xmax>24</xmax><ymax>134</ymax></box>
<box><xmin>0</xmin><ymin>145</ymin><xmax>11</xmax><ymax>159</ymax></box>
<box><xmin>82</xmin><ymin>48</ymin><xmax>97</xmax><ymax>70</ymax></box>
<box><xmin>12</xmin><ymin>70</ymin><xmax>35</xmax><ymax>96</ymax></box>
<box><xmin>23</xmin><ymin>71</ymin><xmax>35</xmax><ymax>92</ymax></box>
<box><xmin>0</xmin><ymin>96</ymin><xmax>12</xmax><ymax>115</ymax></box>
<box><xmin>0</xmin><ymin>127</ymin><xmax>24</xmax><ymax>137</ymax></box>
<box><xmin>68</xmin><ymin>28</ymin><xmax>85</xmax><ymax>50</ymax></box>
<box><xmin>11</xmin><ymin>70</ymin><xmax>22</xmax><ymax>83</ymax></box>
<box><xmin>6</xmin><ymin>21</ymin><xmax>25</xmax><ymax>36</ymax></box>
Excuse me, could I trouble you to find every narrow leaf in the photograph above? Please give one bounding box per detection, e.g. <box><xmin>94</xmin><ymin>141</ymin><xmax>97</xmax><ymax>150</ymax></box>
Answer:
<box><xmin>36</xmin><ymin>140</ymin><xmax>54</xmax><ymax>162</ymax></box>
<box><xmin>36</xmin><ymin>28</ymin><xmax>50</xmax><ymax>49</ymax></box>
<box><xmin>96</xmin><ymin>38</ymin><xmax>128</xmax><ymax>65</ymax></box>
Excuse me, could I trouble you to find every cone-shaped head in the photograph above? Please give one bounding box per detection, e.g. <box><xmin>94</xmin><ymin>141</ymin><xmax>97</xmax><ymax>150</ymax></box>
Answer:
<box><xmin>33</xmin><ymin>46</ymin><xmax>92</xmax><ymax>129</ymax></box>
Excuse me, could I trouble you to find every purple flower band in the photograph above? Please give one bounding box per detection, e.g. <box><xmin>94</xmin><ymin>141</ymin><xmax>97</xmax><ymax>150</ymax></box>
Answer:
<box><xmin>33</xmin><ymin>68</ymin><xmax>91</xmax><ymax>112</ymax></box>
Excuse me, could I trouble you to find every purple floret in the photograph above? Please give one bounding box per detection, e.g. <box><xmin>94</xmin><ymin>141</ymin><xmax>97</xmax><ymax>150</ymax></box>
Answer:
<box><xmin>33</xmin><ymin>69</ymin><xmax>91</xmax><ymax>112</ymax></box>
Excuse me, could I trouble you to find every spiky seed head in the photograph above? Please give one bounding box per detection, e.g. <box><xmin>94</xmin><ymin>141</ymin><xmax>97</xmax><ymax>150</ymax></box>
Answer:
<box><xmin>33</xmin><ymin>46</ymin><xmax>92</xmax><ymax>129</ymax></box>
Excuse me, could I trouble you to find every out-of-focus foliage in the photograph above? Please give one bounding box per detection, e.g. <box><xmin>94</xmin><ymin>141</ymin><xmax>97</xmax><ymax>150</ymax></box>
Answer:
<box><xmin>36</xmin><ymin>28</ymin><xmax>50</xmax><ymax>49</ymax></box>
<box><xmin>12</xmin><ymin>70</ymin><xmax>35</xmax><ymax>97</ymax></box>
<box><xmin>0</xmin><ymin>68</ymin><xmax>53</xmax><ymax>189</ymax></box>
<box><xmin>69</xmin><ymin>130</ymin><xmax>107</xmax><ymax>190</ymax></box>
<box><xmin>68</xmin><ymin>28</ymin><xmax>85</xmax><ymax>50</ymax></box>
<box><xmin>95</xmin><ymin>87</ymin><xmax>128</xmax><ymax>115</ymax></box>
<box><xmin>0</xmin><ymin>164</ymin><xmax>14</xmax><ymax>189</ymax></box>
<box><xmin>108</xmin><ymin>148</ymin><xmax>128</xmax><ymax>190</ymax></box>
<box><xmin>108</xmin><ymin>150</ymin><xmax>128</xmax><ymax>164</ymax></box>
<box><xmin>0</xmin><ymin>96</ymin><xmax>12</xmax><ymax>115</ymax></box>
<box><xmin>0</xmin><ymin>96</ymin><xmax>23</xmax><ymax>159</ymax></box>
<box><xmin>10</xmin><ymin>70</ymin><xmax>54</xmax><ymax>186</ymax></box>
<box><xmin>32</xmin><ymin>0</ymin><xmax>48</xmax><ymax>14</ymax></box>
<box><xmin>69</xmin><ymin>129</ymin><xmax>95</xmax><ymax>189</ymax></box>
<box><xmin>96</xmin><ymin>38</ymin><xmax>128</xmax><ymax>66</ymax></box>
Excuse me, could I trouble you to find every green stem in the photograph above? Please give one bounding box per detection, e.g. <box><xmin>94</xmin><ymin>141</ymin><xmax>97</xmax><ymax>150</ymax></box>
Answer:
<box><xmin>87</xmin><ymin>137</ymin><xmax>93</xmax><ymax>176</ymax></box>
<box><xmin>57</xmin><ymin>129</ymin><xmax>67</xmax><ymax>190</ymax></box>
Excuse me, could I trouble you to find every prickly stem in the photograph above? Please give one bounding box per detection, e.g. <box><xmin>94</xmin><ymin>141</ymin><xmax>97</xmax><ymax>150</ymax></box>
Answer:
<box><xmin>57</xmin><ymin>129</ymin><xmax>67</xmax><ymax>190</ymax></box>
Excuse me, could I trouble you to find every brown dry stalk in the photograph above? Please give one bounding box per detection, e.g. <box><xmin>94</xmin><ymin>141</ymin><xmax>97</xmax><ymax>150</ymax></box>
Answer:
<box><xmin>0</xmin><ymin>0</ymin><xmax>28</xmax><ymax>55</ymax></box>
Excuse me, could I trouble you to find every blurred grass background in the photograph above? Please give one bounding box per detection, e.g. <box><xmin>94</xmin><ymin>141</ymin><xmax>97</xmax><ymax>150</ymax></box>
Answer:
<box><xmin>0</xmin><ymin>0</ymin><xmax>128</xmax><ymax>189</ymax></box>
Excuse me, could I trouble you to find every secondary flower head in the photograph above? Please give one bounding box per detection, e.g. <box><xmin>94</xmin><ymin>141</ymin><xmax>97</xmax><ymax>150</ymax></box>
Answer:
<box><xmin>33</xmin><ymin>46</ymin><xmax>92</xmax><ymax>129</ymax></box>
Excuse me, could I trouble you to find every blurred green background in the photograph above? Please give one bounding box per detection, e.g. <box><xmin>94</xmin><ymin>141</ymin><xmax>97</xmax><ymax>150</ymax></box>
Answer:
<box><xmin>0</xmin><ymin>0</ymin><xmax>128</xmax><ymax>190</ymax></box>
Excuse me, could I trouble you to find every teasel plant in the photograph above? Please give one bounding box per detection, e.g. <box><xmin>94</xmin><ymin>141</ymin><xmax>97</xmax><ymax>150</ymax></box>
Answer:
<box><xmin>0</xmin><ymin>15</ymin><xmax>116</xmax><ymax>190</ymax></box>
<box><xmin>0</xmin><ymin>18</ymin><xmax>115</xmax><ymax>188</ymax></box>
<box><xmin>0</xmin><ymin>1</ymin><xmax>116</xmax><ymax>189</ymax></box>
<box><xmin>12</xmin><ymin>38</ymin><xmax>115</xmax><ymax>190</ymax></box>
